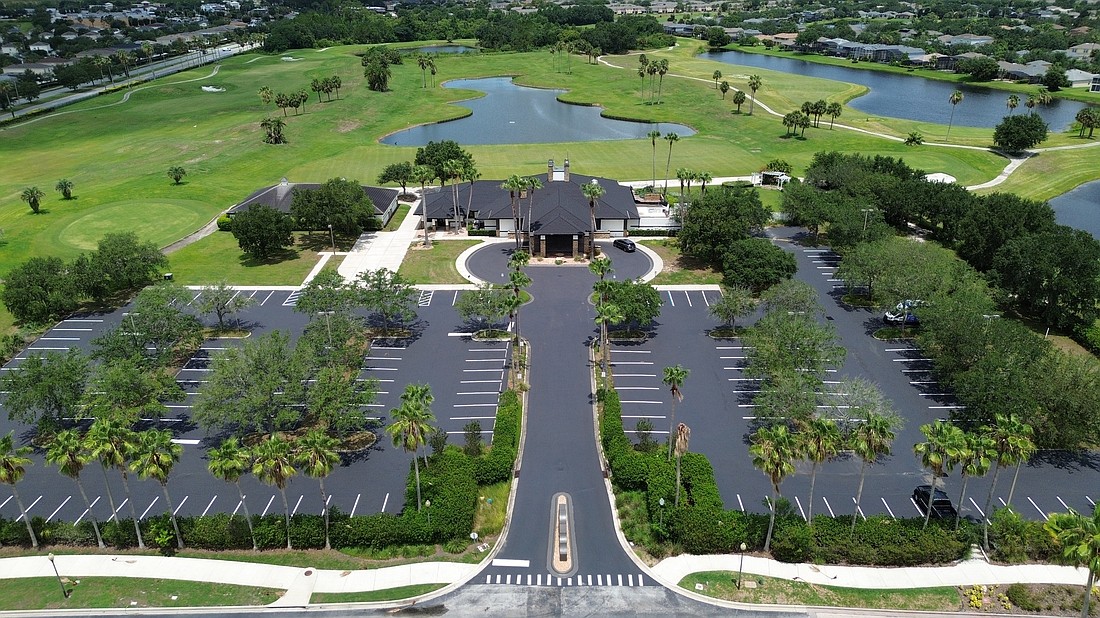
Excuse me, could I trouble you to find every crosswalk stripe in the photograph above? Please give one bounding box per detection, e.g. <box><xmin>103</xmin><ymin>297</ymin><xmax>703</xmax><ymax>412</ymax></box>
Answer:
<box><xmin>638</xmin><ymin>573</ymin><xmax>645</xmax><ymax>586</ymax></box>
<box><xmin>628</xmin><ymin>574</ymin><xmax>633</xmax><ymax>586</ymax></box>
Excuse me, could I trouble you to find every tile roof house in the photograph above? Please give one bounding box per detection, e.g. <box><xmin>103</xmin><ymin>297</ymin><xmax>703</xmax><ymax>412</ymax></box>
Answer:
<box><xmin>417</xmin><ymin>160</ymin><xmax>640</xmax><ymax>258</ymax></box>
<box><xmin>228</xmin><ymin>178</ymin><xmax>401</xmax><ymax>226</ymax></box>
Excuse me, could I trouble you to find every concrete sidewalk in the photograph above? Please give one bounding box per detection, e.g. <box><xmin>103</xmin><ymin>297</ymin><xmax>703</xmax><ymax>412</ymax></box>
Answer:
<box><xmin>338</xmin><ymin>197</ymin><xmax>424</xmax><ymax>281</ymax></box>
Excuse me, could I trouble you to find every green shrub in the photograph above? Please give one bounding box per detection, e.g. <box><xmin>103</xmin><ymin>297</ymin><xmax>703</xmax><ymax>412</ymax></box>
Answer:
<box><xmin>216</xmin><ymin>214</ymin><xmax>234</xmax><ymax>231</ymax></box>
<box><xmin>443</xmin><ymin>538</ymin><xmax>469</xmax><ymax>554</ymax></box>
<box><xmin>1005</xmin><ymin>583</ymin><xmax>1041</xmax><ymax>611</ymax></box>
<box><xmin>626</xmin><ymin>229</ymin><xmax>678</xmax><ymax>237</ymax></box>
<box><xmin>771</xmin><ymin>521</ymin><xmax>814</xmax><ymax>563</ymax></box>
<box><xmin>468</xmin><ymin>229</ymin><xmax>498</xmax><ymax>237</ymax></box>
<box><xmin>989</xmin><ymin>507</ymin><xmax>1057</xmax><ymax>563</ymax></box>
<box><xmin>1076</xmin><ymin>318</ymin><xmax>1100</xmax><ymax>353</ymax></box>
<box><xmin>812</xmin><ymin>515</ymin><xmax>970</xmax><ymax>566</ymax></box>
<box><xmin>474</xmin><ymin>390</ymin><xmax>520</xmax><ymax>485</ymax></box>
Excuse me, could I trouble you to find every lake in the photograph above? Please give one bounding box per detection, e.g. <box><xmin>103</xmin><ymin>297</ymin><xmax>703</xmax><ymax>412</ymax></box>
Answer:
<box><xmin>703</xmin><ymin>50</ymin><xmax>1089</xmax><ymax>131</ymax></box>
<box><xmin>1050</xmin><ymin>180</ymin><xmax>1100</xmax><ymax>239</ymax></box>
<box><xmin>411</xmin><ymin>45</ymin><xmax>477</xmax><ymax>54</ymax></box>
<box><xmin>380</xmin><ymin>77</ymin><xmax>695</xmax><ymax>146</ymax></box>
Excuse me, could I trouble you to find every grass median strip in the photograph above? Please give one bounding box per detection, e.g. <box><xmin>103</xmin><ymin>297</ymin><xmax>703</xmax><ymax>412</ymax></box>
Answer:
<box><xmin>398</xmin><ymin>239</ymin><xmax>481</xmax><ymax>284</ymax></box>
<box><xmin>679</xmin><ymin>571</ymin><xmax>960</xmax><ymax>611</ymax></box>
<box><xmin>0</xmin><ymin>577</ymin><xmax>281</xmax><ymax>610</ymax></box>
<box><xmin>310</xmin><ymin>583</ymin><xmax>446</xmax><ymax>603</ymax></box>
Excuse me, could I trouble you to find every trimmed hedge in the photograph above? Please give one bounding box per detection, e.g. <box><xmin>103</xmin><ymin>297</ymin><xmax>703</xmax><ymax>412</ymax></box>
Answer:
<box><xmin>474</xmin><ymin>390</ymin><xmax>520</xmax><ymax>485</ymax></box>
<box><xmin>468</xmin><ymin>229</ymin><xmax>498</xmax><ymax>237</ymax></box>
<box><xmin>627</xmin><ymin>229</ymin><xmax>678</xmax><ymax>237</ymax></box>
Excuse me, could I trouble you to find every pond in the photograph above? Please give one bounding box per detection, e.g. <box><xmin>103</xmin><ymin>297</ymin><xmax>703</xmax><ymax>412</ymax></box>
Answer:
<box><xmin>1050</xmin><ymin>180</ymin><xmax>1100</xmax><ymax>240</ymax></box>
<box><xmin>702</xmin><ymin>50</ymin><xmax>1089</xmax><ymax>131</ymax></box>
<box><xmin>411</xmin><ymin>45</ymin><xmax>477</xmax><ymax>54</ymax></box>
<box><xmin>380</xmin><ymin>77</ymin><xmax>696</xmax><ymax>146</ymax></box>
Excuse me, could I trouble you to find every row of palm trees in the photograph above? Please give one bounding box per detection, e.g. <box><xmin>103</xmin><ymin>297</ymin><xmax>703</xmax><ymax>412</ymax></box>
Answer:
<box><xmin>636</xmin><ymin>55</ymin><xmax>671</xmax><ymax>105</ymax></box>
<box><xmin>0</xmin><ymin>382</ymin><xmax>438</xmax><ymax>552</ymax></box>
<box><xmin>644</xmin><ymin>130</ymin><xmax>681</xmax><ymax>196</ymax></box>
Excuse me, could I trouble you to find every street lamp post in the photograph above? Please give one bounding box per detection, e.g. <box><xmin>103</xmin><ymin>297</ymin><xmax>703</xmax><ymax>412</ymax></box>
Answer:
<box><xmin>328</xmin><ymin>223</ymin><xmax>336</xmax><ymax>255</ymax></box>
<box><xmin>658</xmin><ymin>498</ymin><xmax>665</xmax><ymax>527</ymax></box>
<box><xmin>317</xmin><ymin>311</ymin><xmax>334</xmax><ymax>348</ymax></box>
<box><xmin>736</xmin><ymin>542</ymin><xmax>747</xmax><ymax>590</ymax></box>
<box><xmin>860</xmin><ymin>207</ymin><xmax>874</xmax><ymax>241</ymax></box>
<box><xmin>425</xmin><ymin>500</ymin><xmax>431</xmax><ymax>526</ymax></box>
<box><xmin>47</xmin><ymin>553</ymin><xmax>70</xmax><ymax>599</ymax></box>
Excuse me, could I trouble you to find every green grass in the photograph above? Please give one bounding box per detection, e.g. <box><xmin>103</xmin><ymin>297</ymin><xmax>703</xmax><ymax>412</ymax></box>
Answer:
<box><xmin>0</xmin><ymin>577</ymin><xmax>281</xmax><ymax>610</ymax></box>
<box><xmin>640</xmin><ymin>239</ymin><xmax>724</xmax><ymax>285</ymax></box>
<box><xmin>398</xmin><ymin>239</ymin><xmax>481</xmax><ymax>284</ymax></box>
<box><xmin>474</xmin><ymin>480</ymin><xmax>511</xmax><ymax>537</ymax></box>
<box><xmin>310</xmin><ymin>583</ymin><xmax>446</xmax><ymax>603</ymax></box>
<box><xmin>383</xmin><ymin>202</ymin><xmax>412</xmax><ymax>231</ymax></box>
<box><xmin>680</xmin><ymin>571</ymin><xmax>960</xmax><ymax>611</ymax></box>
<box><xmin>167</xmin><ymin>231</ymin><xmax>325</xmax><ymax>286</ymax></box>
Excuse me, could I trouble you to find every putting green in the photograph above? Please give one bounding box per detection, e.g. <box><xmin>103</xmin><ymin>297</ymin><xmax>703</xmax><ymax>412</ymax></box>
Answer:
<box><xmin>55</xmin><ymin>199</ymin><xmax>212</xmax><ymax>251</ymax></box>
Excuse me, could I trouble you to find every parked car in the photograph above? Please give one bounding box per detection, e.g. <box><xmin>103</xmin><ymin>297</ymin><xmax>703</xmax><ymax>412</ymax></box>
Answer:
<box><xmin>912</xmin><ymin>485</ymin><xmax>958</xmax><ymax>520</ymax></box>
<box><xmin>612</xmin><ymin>238</ymin><xmax>636</xmax><ymax>253</ymax></box>
<box><xmin>883</xmin><ymin>299</ymin><xmax>924</xmax><ymax>325</ymax></box>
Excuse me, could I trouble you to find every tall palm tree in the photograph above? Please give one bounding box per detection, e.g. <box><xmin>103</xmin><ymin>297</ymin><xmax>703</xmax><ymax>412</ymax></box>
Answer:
<box><xmin>86</xmin><ymin>420</ymin><xmax>143</xmax><ymax>547</ymax></box>
<box><xmin>1006</xmin><ymin>94</ymin><xmax>1019</xmax><ymax>115</ymax></box>
<box><xmin>697</xmin><ymin>170</ymin><xmax>713</xmax><ymax>194</ymax></box>
<box><xmin>720</xmin><ymin>81</ymin><xmax>729</xmax><ymax>99</ymax></box>
<box><xmin>647</xmin><ymin>129</ymin><xmax>662</xmax><ymax>188</ymax></box>
<box><xmin>662</xmin><ymin>133</ymin><xmax>679</xmax><ymax>195</ymax></box>
<box><xmin>461</xmin><ymin>160</ymin><xmax>480</xmax><ymax>231</ymax></box>
<box><xmin>1025</xmin><ymin>93</ymin><xmax>1037</xmax><ymax>114</ymax></box>
<box><xmin>954</xmin><ymin>431</ymin><xmax>991</xmax><ymax>531</ymax></box>
<box><xmin>1035</xmin><ymin>87</ymin><xmax>1053</xmax><ymax>109</ymax></box>
<box><xmin>501</xmin><ymin>174</ymin><xmax>527</xmax><ymax>251</ymax></box>
<box><xmin>676</xmin><ymin>167</ymin><xmax>691</xmax><ymax>215</ymax></box>
<box><xmin>655</xmin><ymin>59</ymin><xmax>669</xmax><ymax>104</ymax></box>
<box><xmin>412</xmin><ymin>164</ymin><xmax>436</xmax><ymax>247</ymax></box>
<box><xmin>581</xmin><ymin>180</ymin><xmax>606</xmax><ymax>257</ymax></box>
<box><xmin>1044</xmin><ymin>504</ymin><xmax>1100</xmax><ymax>618</ymax></box>
<box><xmin>294</xmin><ymin>430</ymin><xmax>340</xmax><ymax>550</ymax></box>
<box><xmin>55</xmin><ymin>179</ymin><xmax>74</xmax><ymax>200</ymax></box>
<box><xmin>0</xmin><ymin>431</ymin><xmax>37</xmax><ymax>548</ymax></box>
<box><xmin>850</xmin><ymin>412</ymin><xmax>895</xmax><ymax>534</ymax></box>
<box><xmin>46</xmin><ymin>430</ymin><xmax>104</xmax><ymax>548</ymax></box>
<box><xmin>442</xmin><ymin>159</ymin><xmax>464</xmax><ymax>231</ymax></box>
<box><xmin>712</xmin><ymin>70</ymin><xmax>722</xmax><ymax>89</ymax></box>
<box><xmin>750</xmin><ymin>424</ymin><xmax>797</xmax><ymax>552</ymax></box>
<box><xmin>252</xmin><ymin>435</ymin><xmax>297</xmax><ymax>550</ymax></box>
<box><xmin>662</xmin><ymin>365</ymin><xmax>689</xmax><ymax>461</ymax></box>
<box><xmin>747</xmin><ymin>75</ymin><xmax>762</xmax><ymax>115</ymax></box>
<box><xmin>416</xmin><ymin>53</ymin><xmax>429</xmax><ymax>88</ymax></box>
<box><xmin>387</xmin><ymin>384</ymin><xmax>437</xmax><ymax>512</ymax></box>
<box><xmin>131</xmin><ymin>429</ymin><xmax>184</xmax><ymax>548</ymax></box>
<box><xmin>207</xmin><ymin>437</ymin><xmax>258</xmax><ymax>550</ymax></box>
<box><xmin>979</xmin><ymin>414</ymin><xmax>1036</xmax><ymax>549</ymax></box>
<box><xmin>258</xmin><ymin>86</ymin><xmax>274</xmax><ymax>105</ymax></box>
<box><xmin>673</xmin><ymin>422</ymin><xmax>691</xmax><ymax>506</ymax></box>
<box><xmin>946</xmin><ymin>89</ymin><xmax>964</xmax><ymax>140</ymax></box>
<box><xmin>913</xmin><ymin>420</ymin><xmax>967</xmax><ymax>529</ymax></box>
<box><xmin>524</xmin><ymin>175</ymin><xmax>542</xmax><ymax>245</ymax></box>
<box><xmin>508</xmin><ymin>251</ymin><xmax>531</xmax><ymax>339</ymax></box>
<box><xmin>799</xmin><ymin>417</ymin><xmax>841</xmax><ymax>523</ymax></box>
<box><xmin>594</xmin><ymin>301</ymin><xmax>624</xmax><ymax>379</ymax></box>
<box><xmin>826</xmin><ymin>102</ymin><xmax>842</xmax><ymax>128</ymax></box>
<box><xmin>20</xmin><ymin>186</ymin><xmax>44</xmax><ymax>214</ymax></box>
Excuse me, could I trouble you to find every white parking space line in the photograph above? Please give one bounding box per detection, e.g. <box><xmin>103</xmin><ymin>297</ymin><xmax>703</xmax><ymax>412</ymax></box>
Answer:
<box><xmin>702</xmin><ymin>293</ymin><xmax>711</xmax><ymax>307</ymax></box>
<box><xmin>365</xmin><ymin>367</ymin><xmax>399</xmax><ymax>371</ymax></box>
<box><xmin>1027</xmin><ymin>497</ymin><xmax>1049</xmax><ymax>521</ymax></box>
<box><xmin>47</xmin><ymin>496</ymin><xmax>72</xmax><ymax>521</ymax></box>
<box><xmin>616</xmin><ymin>386</ymin><xmax>660</xmax><ymax>390</ymax></box>
<box><xmin>233</xmin><ymin>499</ymin><xmax>244</xmax><ymax>517</ymax></box>
<box><xmin>892</xmin><ymin>358</ymin><xmax>932</xmax><ymax>362</ymax></box>
<box><xmin>615</xmin><ymin>373</ymin><xmax>656</xmax><ymax>377</ymax></box>
<box><xmin>465</xmin><ymin>359</ymin><xmax>505</xmax><ymax>363</ymax></box>
<box><xmin>292</xmin><ymin>495</ymin><xmax>303</xmax><ymax>516</ymax></box>
<box><xmin>451</xmin><ymin>416</ymin><xmax>497</xmax><ymax>420</ymax></box>
<box><xmin>40</xmin><ymin>337</ymin><xmax>81</xmax><ymax>341</ymax></box>
<box><xmin>364</xmin><ymin>356</ymin><xmax>402</xmax><ymax>361</ymax></box>
<box><xmin>172</xmin><ymin>499</ymin><xmax>188</xmax><ymax>518</ymax></box>
<box><xmin>928</xmin><ymin>405</ymin><xmax>966</xmax><ymax>409</ymax></box>
<box><xmin>909</xmin><ymin>497</ymin><xmax>923</xmax><ymax>516</ymax></box>
<box><xmin>918</xmin><ymin>393</ymin><xmax>954</xmax><ymax>397</ymax></box>
<box><xmin>909</xmin><ymin>381</ymin><xmax>938</xmax><ymax>385</ymax></box>
<box><xmin>666</xmin><ymin>291</ymin><xmax>675</xmax><ymax>307</ymax></box>
<box><xmin>969</xmin><ymin>497</ymin><xmax>986</xmax><ymax>518</ymax></box>
<box><xmin>822</xmin><ymin>496</ymin><xmax>835</xmax><ymax>518</ymax></box>
<box><xmin>884</xmin><ymin>348</ymin><xmax>912</xmax><ymax>352</ymax></box>
<box><xmin>261</xmin><ymin>495</ymin><xmax>274</xmax><ymax>517</ymax></box>
<box><xmin>622</xmin><ymin>415</ymin><xmax>666</xmax><ymax>419</ymax></box>
<box><xmin>1088</xmin><ymin>496</ymin><xmax>1096</xmax><ymax>507</ymax></box>
<box><xmin>683</xmin><ymin>291</ymin><xmax>692</xmax><ymax>307</ymax></box>
<box><xmin>28</xmin><ymin>347</ymin><xmax>72</xmax><ymax>351</ymax></box>
<box><xmin>611</xmin><ymin>350</ymin><xmax>651</xmax><ymax>354</ymax></box>
<box><xmin>457</xmin><ymin>391</ymin><xmax>499</xmax><ymax>395</ymax></box>
<box><xmin>52</xmin><ymin>328</ymin><xmax>93</xmax><ymax>332</ymax></box>
<box><xmin>620</xmin><ymin>400</ymin><xmax>661</xmax><ymax>404</ymax></box>
<box><xmin>464</xmin><ymin>369</ymin><xmax>505</xmax><ymax>373</ymax></box>
<box><xmin>350</xmin><ymin>494</ymin><xmax>360</xmax><ymax>517</ymax></box>
<box><xmin>259</xmin><ymin>291</ymin><xmax>275</xmax><ymax>306</ymax></box>
<box><xmin>140</xmin><ymin>496</ymin><xmax>160</xmax><ymax>520</ymax></box>
<box><xmin>461</xmin><ymin>380</ymin><xmax>502</xmax><ymax>384</ymax></box>
<box><xmin>202</xmin><ymin>495</ymin><xmax>218</xmax><ymax>517</ymax></box>
<box><xmin>381</xmin><ymin>492</ymin><xmax>390</xmax><ymax>513</ymax></box>
<box><xmin>1056</xmin><ymin>496</ymin><xmax>1071</xmax><ymax>511</ymax></box>
<box><xmin>453</xmin><ymin>403</ymin><xmax>498</xmax><ymax>408</ymax></box>
<box><xmin>0</xmin><ymin>495</ymin><xmax>12</xmax><ymax>511</ymax></box>
<box><xmin>469</xmin><ymin>349</ymin><xmax>508</xmax><ymax>353</ymax></box>
<box><xmin>610</xmin><ymin>361</ymin><xmax>653</xmax><ymax>365</ymax></box>
<box><xmin>75</xmin><ymin>496</ymin><xmax>101</xmax><ymax>525</ymax></box>
<box><xmin>371</xmin><ymin>346</ymin><xmax>406</xmax><ymax>350</ymax></box>
<box><xmin>63</xmin><ymin>319</ymin><xmax>103</xmax><ymax>322</ymax></box>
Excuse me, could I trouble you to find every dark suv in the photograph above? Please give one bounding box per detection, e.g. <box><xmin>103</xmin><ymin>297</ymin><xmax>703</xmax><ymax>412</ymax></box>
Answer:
<box><xmin>912</xmin><ymin>485</ymin><xmax>958</xmax><ymax>520</ymax></box>
<box><xmin>612</xmin><ymin>238</ymin><xmax>636</xmax><ymax>253</ymax></box>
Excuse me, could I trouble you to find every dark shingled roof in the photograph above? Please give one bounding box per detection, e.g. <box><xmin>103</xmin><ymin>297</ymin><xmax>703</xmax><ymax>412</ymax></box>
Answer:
<box><xmin>228</xmin><ymin>182</ymin><xmax>399</xmax><ymax>216</ymax></box>
<box><xmin>417</xmin><ymin>173</ymin><xmax>637</xmax><ymax>234</ymax></box>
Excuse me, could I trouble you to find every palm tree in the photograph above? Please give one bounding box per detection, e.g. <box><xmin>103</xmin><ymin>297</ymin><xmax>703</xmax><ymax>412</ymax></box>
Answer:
<box><xmin>258</xmin><ymin>86</ymin><xmax>274</xmax><ymax>105</ymax></box>
<box><xmin>799</xmin><ymin>417</ymin><xmax>841</xmax><ymax>523</ymax></box>
<box><xmin>131</xmin><ymin>429</ymin><xmax>184</xmax><ymax>548</ymax></box>
<box><xmin>655</xmin><ymin>59</ymin><xmax>669</xmax><ymax>105</ymax></box>
<box><xmin>55</xmin><ymin>179</ymin><xmax>74</xmax><ymax>200</ymax></box>
<box><xmin>412</xmin><ymin>165</ymin><xmax>436</xmax><ymax>247</ymax></box>
<box><xmin>0</xmin><ymin>431</ymin><xmax>37</xmax><ymax>548</ymax></box>
<box><xmin>46</xmin><ymin>430</ymin><xmax>104</xmax><ymax>548</ymax></box>
<box><xmin>310</xmin><ymin>78</ymin><xmax>324</xmax><ymax>103</ymax></box>
<box><xmin>675</xmin><ymin>167</ymin><xmax>690</xmax><ymax>216</ymax></box>
<box><xmin>826</xmin><ymin>102</ymin><xmax>842</xmax><ymax>128</ymax></box>
<box><xmin>1035</xmin><ymin>87</ymin><xmax>1053</xmax><ymax>109</ymax></box>
<box><xmin>697</xmin><ymin>170</ymin><xmax>712</xmax><ymax>194</ymax></box>
<box><xmin>442</xmin><ymin>159</ymin><xmax>464</xmax><ymax>232</ymax></box>
<box><xmin>747</xmin><ymin>75</ymin><xmax>762</xmax><ymax>115</ymax></box>
<box><xmin>501</xmin><ymin>174</ymin><xmax>527</xmax><ymax>251</ymax></box>
<box><xmin>1025</xmin><ymin>93</ymin><xmax>1037</xmax><ymax>114</ymax></box>
<box><xmin>720</xmin><ymin>81</ymin><xmax>729</xmax><ymax>99</ymax></box>
<box><xmin>1007</xmin><ymin>94</ymin><xmax>1019</xmax><ymax>115</ymax></box>
<box><xmin>416</xmin><ymin>53</ymin><xmax>430</xmax><ymax>88</ymax></box>
<box><xmin>946</xmin><ymin>89</ymin><xmax>964</xmax><ymax>140</ymax></box>
<box><xmin>637</xmin><ymin>65</ymin><xmax>647</xmax><ymax>102</ymax></box>
<box><xmin>662</xmin><ymin>133</ymin><xmax>679</xmax><ymax>195</ymax></box>
<box><xmin>913</xmin><ymin>420</ymin><xmax>967</xmax><ymax>529</ymax></box>
<box><xmin>20</xmin><ymin>186</ymin><xmax>44</xmax><ymax>213</ymax></box>
<box><xmin>712</xmin><ymin>70</ymin><xmax>722</xmax><ymax>89</ymax></box>
<box><xmin>294</xmin><ymin>429</ymin><xmax>340</xmax><ymax>550</ymax></box>
<box><xmin>850</xmin><ymin>412</ymin><xmax>895</xmax><ymax>534</ymax></box>
<box><xmin>508</xmin><ymin>251</ymin><xmax>531</xmax><ymax>339</ymax></box>
<box><xmin>732</xmin><ymin>90</ymin><xmax>746</xmax><ymax>113</ymax></box>
<box><xmin>581</xmin><ymin>180</ymin><xmax>606</xmax><ymax>257</ymax></box>
<box><xmin>207</xmin><ymin>437</ymin><xmax>257</xmax><ymax>550</ymax></box>
<box><xmin>954</xmin><ymin>431</ymin><xmax>992</xmax><ymax>530</ymax></box>
<box><xmin>979</xmin><ymin>414</ymin><xmax>1036</xmax><ymax>549</ymax></box>
<box><xmin>86</xmin><ymin>420</ymin><xmax>144</xmax><ymax>547</ymax></box>
<box><xmin>462</xmin><ymin>161</ymin><xmax>481</xmax><ymax>233</ymax></box>
<box><xmin>330</xmin><ymin>75</ymin><xmax>342</xmax><ymax>99</ymax></box>
<box><xmin>662</xmin><ymin>365</ymin><xmax>689</xmax><ymax>461</ymax></box>
<box><xmin>523</xmin><ymin>175</ymin><xmax>542</xmax><ymax>244</ymax></box>
<box><xmin>167</xmin><ymin>166</ymin><xmax>186</xmax><ymax>185</ymax></box>
<box><xmin>647</xmin><ymin>129</ymin><xmax>662</xmax><ymax>189</ymax></box>
<box><xmin>252</xmin><ymin>436</ymin><xmax>297</xmax><ymax>549</ymax></box>
<box><xmin>387</xmin><ymin>384</ymin><xmax>437</xmax><ymax>512</ymax></box>
<box><xmin>594</xmin><ymin>301</ymin><xmax>624</xmax><ymax>379</ymax></box>
<box><xmin>1044</xmin><ymin>504</ymin><xmax>1100</xmax><ymax>618</ymax></box>
<box><xmin>750</xmin><ymin>424</ymin><xmax>797</xmax><ymax>552</ymax></box>
<box><xmin>673</xmin><ymin>422</ymin><xmax>691</xmax><ymax>506</ymax></box>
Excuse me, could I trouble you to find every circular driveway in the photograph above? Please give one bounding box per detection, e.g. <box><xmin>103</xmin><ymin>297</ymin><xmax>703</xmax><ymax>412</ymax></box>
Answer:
<box><xmin>464</xmin><ymin>240</ymin><xmax>654</xmax><ymax>285</ymax></box>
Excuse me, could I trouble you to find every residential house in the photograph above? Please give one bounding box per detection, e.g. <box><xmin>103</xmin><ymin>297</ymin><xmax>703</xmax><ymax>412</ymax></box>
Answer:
<box><xmin>1066</xmin><ymin>68</ymin><xmax>1099</xmax><ymax>88</ymax></box>
<box><xmin>1066</xmin><ymin>42</ymin><xmax>1100</xmax><ymax>60</ymax></box>
<box><xmin>1091</xmin><ymin>76</ymin><xmax>1100</xmax><ymax>93</ymax></box>
<box><xmin>228</xmin><ymin>178</ymin><xmax>401</xmax><ymax>227</ymax></box>
<box><xmin>937</xmin><ymin>33</ymin><xmax>994</xmax><ymax>46</ymax></box>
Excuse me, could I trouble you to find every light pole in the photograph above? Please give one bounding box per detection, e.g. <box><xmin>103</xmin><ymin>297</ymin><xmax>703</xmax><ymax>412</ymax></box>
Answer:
<box><xmin>860</xmin><ymin>207</ymin><xmax>874</xmax><ymax>241</ymax></box>
<box><xmin>736</xmin><ymin>542</ymin><xmax>747</xmax><ymax>589</ymax></box>
<box><xmin>317</xmin><ymin>311</ymin><xmax>334</xmax><ymax>348</ymax></box>
<box><xmin>328</xmin><ymin>223</ymin><xmax>336</xmax><ymax>255</ymax></box>
<box><xmin>425</xmin><ymin>500</ymin><xmax>431</xmax><ymax>526</ymax></box>
<box><xmin>47</xmin><ymin>553</ymin><xmax>70</xmax><ymax>599</ymax></box>
<box><xmin>658</xmin><ymin>498</ymin><xmax>665</xmax><ymax>527</ymax></box>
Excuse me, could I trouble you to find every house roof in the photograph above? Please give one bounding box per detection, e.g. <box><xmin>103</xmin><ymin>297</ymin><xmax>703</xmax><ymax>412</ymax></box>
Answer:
<box><xmin>418</xmin><ymin>173</ymin><xmax>638</xmax><ymax>235</ymax></box>
<box><xmin>228</xmin><ymin>181</ymin><xmax>398</xmax><ymax>216</ymax></box>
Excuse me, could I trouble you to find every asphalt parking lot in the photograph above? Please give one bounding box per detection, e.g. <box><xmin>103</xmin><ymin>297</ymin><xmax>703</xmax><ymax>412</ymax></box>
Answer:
<box><xmin>0</xmin><ymin>287</ymin><xmax>510</xmax><ymax>526</ymax></box>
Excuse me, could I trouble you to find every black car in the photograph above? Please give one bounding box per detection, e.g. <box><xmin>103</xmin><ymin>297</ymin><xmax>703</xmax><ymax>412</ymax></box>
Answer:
<box><xmin>912</xmin><ymin>485</ymin><xmax>958</xmax><ymax>520</ymax></box>
<box><xmin>613</xmin><ymin>238</ymin><xmax>636</xmax><ymax>253</ymax></box>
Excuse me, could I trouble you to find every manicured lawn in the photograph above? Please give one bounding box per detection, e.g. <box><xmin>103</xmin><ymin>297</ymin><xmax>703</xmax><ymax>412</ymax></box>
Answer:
<box><xmin>641</xmin><ymin>239</ymin><xmax>724</xmax><ymax>286</ymax></box>
<box><xmin>0</xmin><ymin>577</ymin><xmax>281</xmax><ymax>610</ymax></box>
<box><xmin>310</xmin><ymin>583</ymin><xmax>446</xmax><ymax>603</ymax></box>
<box><xmin>398</xmin><ymin>239</ymin><xmax>481</xmax><ymax>284</ymax></box>
<box><xmin>679</xmin><ymin>572</ymin><xmax>961</xmax><ymax>611</ymax></box>
<box><xmin>167</xmin><ymin>231</ymin><xmax>325</xmax><ymax>286</ymax></box>
<box><xmin>383</xmin><ymin>203</ymin><xmax>412</xmax><ymax>231</ymax></box>
<box><xmin>474</xmin><ymin>480</ymin><xmax>511</xmax><ymax>537</ymax></box>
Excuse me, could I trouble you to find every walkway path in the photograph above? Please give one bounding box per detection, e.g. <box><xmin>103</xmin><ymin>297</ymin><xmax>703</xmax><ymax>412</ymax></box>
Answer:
<box><xmin>338</xmin><ymin>197</ymin><xmax>424</xmax><ymax>280</ymax></box>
